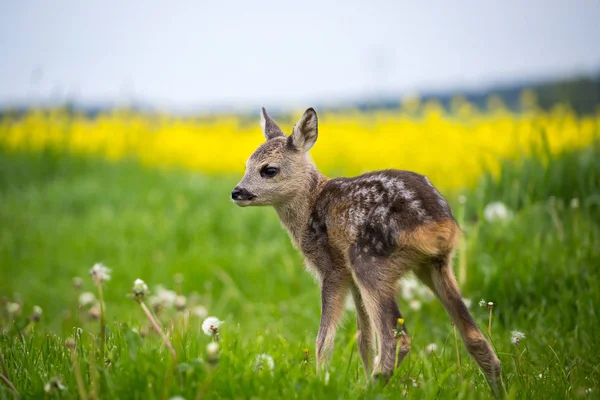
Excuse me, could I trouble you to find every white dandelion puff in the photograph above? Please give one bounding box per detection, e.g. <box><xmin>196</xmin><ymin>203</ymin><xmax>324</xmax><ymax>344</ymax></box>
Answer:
<box><xmin>479</xmin><ymin>299</ymin><xmax>487</xmax><ymax>308</ymax></box>
<box><xmin>462</xmin><ymin>298</ymin><xmax>472</xmax><ymax>309</ymax></box>
<box><xmin>31</xmin><ymin>305</ymin><xmax>43</xmax><ymax>322</ymax></box>
<box><xmin>149</xmin><ymin>286</ymin><xmax>177</xmax><ymax>310</ymax></box>
<box><xmin>6</xmin><ymin>302</ymin><xmax>21</xmax><ymax>315</ymax></box>
<box><xmin>425</xmin><ymin>343</ymin><xmax>438</xmax><ymax>355</ymax></box>
<box><xmin>174</xmin><ymin>295</ymin><xmax>187</xmax><ymax>311</ymax></box>
<box><xmin>202</xmin><ymin>316</ymin><xmax>223</xmax><ymax>337</ymax></box>
<box><xmin>253</xmin><ymin>353</ymin><xmax>275</xmax><ymax>372</ymax></box>
<box><xmin>78</xmin><ymin>292</ymin><xmax>96</xmax><ymax>307</ymax></box>
<box><xmin>483</xmin><ymin>201</ymin><xmax>513</xmax><ymax>223</ymax></box>
<box><xmin>90</xmin><ymin>263</ymin><xmax>111</xmax><ymax>284</ymax></box>
<box><xmin>510</xmin><ymin>330</ymin><xmax>526</xmax><ymax>345</ymax></box>
<box><xmin>192</xmin><ymin>305</ymin><xmax>208</xmax><ymax>319</ymax></box>
<box><xmin>409</xmin><ymin>299</ymin><xmax>422</xmax><ymax>311</ymax></box>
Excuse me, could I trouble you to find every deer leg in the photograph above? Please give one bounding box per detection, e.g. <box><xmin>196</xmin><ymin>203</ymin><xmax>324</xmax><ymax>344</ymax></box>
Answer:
<box><xmin>351</xmin><ymin>256</ymin><xmax>410</xmax><ymax>380</ymax></box>
<box><xmin>351</xmin><ymin>283</ymin><xmax>374</xmax><ymax>375</ymax></box>
<box><xmin>415</xmin><ymin>256</ymin><xmax>506</xmax><ymax>397</ymax></box>
<box><xmin>315</xmin><ymin>273</ymin><xmax>349</xmax><ymax>373</ymax></box>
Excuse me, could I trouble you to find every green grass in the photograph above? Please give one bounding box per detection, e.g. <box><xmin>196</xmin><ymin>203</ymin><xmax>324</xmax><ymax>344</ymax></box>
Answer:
<box><xmin>0</xmin><ymin>143</ymin><xmax>599</xmax><ymax>399</ymax></box>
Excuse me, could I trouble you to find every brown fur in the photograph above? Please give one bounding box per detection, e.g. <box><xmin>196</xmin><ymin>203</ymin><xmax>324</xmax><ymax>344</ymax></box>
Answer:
<box><xmin>233</xmin><ymin>108</ymin><xmax>505</xmax><ymax>396</ymax></box>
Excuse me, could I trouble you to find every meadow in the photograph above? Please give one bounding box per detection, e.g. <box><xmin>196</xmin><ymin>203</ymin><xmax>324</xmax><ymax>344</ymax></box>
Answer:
<box><xmin>0</xmin><ymin>103</ymin><xmax>599</xmax><ymax>399</ymax></box>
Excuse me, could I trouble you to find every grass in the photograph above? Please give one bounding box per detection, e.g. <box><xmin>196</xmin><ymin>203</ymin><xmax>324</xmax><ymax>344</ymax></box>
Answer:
<box><xmin>0</xmin><ymin>142</ymin><xmax>599</xmax><ymax>399</ymax></box>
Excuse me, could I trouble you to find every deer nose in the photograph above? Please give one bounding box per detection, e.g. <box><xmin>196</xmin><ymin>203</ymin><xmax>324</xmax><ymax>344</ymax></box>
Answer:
<box><xmin>231</xmin><ymin>187</ymin><xmax>255</xmax><ymax>201</ymax></box>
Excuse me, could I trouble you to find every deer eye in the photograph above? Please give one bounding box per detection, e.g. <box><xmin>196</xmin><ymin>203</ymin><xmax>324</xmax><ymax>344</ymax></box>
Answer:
<box><xmin>260</xmin><ymin>166</ymin><xmax>279</xmax><ymax>178</ymax></box>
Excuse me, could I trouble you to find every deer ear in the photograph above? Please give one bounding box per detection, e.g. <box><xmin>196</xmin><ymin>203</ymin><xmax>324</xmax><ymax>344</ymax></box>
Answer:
<box><xmin>260</xmin><ymin>107</ymin><xmax>284</xmax><ymax>140</ymax></box>
<box><xmin>290</xmin><ymin>108</ymin><xmax>318</xmax><ymax>152</ymax></box>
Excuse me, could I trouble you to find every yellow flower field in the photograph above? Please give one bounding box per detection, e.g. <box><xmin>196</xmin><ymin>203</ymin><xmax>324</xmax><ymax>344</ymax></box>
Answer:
<box><xmin>1</xmin><ymin>102</ymin><xmax>597</xmax><ymax>190</ymax></box>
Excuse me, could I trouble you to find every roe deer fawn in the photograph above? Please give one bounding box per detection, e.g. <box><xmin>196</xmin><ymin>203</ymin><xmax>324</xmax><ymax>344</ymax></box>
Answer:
<box><xmin>232</xmin><ymin>107</ymin><xmax>504</xmax><ymax>395</ymax></box>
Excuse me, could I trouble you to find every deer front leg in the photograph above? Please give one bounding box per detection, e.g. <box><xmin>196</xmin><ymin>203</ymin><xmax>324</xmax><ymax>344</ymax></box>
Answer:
<box><xmin>315</xmin><ymin>273</ymin><xmax>349</xmax><ymax>373</ymax></box>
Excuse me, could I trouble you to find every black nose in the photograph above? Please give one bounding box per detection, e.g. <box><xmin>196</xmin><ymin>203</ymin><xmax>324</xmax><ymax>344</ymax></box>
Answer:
<box><xmin>231</xmin><ymin>187</ymin><xmax>255</xmax><ymax>201</ymax></box>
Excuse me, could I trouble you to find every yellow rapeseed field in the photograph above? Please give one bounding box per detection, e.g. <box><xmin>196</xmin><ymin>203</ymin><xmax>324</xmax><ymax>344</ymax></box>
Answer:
<box><xmin>0</xmin><ymin>98</ymin><xmax>597</xmax><ymax>190</ymax></box>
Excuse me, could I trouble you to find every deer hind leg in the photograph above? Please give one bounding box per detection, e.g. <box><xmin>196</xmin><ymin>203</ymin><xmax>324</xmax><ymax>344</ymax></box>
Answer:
<box><xmin>315</xmin><ymin>272</ymin><xmax>350</xmax><ymax>373</ymax></box>
<box><xmin>350</xmin><ymin>254</ymin><xmax>410</xmax><ymax>379</ymax></box>
<box><xmin>415</xmin><ymin>256</ymin><xmax>506</xmax><ymax>397</ymax></box>
<box><xmin>350</xmin><ymin>283</ymin><xmax>374</xmax><ymax>375</ymax></box>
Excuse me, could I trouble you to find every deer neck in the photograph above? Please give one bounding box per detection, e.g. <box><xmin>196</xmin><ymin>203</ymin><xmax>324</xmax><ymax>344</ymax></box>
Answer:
<box><xmin>274</xmin><ymin>166</ymin><xmax>327</xmax><ymax>247</ymax></box>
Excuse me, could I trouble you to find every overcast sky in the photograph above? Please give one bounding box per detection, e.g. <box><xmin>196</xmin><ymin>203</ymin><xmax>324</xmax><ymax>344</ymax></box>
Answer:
<box><xmin>1</xmin><ymin>0</ymin><xmax>599</xmax><ymax>110</ymax></box>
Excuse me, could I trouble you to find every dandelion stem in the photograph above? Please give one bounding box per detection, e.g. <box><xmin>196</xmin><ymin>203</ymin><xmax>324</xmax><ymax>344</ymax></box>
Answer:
<box><xmin>97</xmin><ymin>283</ymin><xmax>106</xmax><ymax>359</ymax></box>
<box><xmin>488</xmin><ymin>306</ymin><xmax>493</xmax><ymax>337</ymax></box>
<box><xmin>139</xmin><ymin>300</ymin><xmax>177</xmax><ymax>360</ymax></box>
<box><xmin>69</xmin><ymin>348</ymin><xmax>88</xmax><ymax>400</ymax></box>
<box><xmin>0</xmin><ymin>373</ymin><xmax>19</xmax><ymax>396</ymax></box>
<box><xmin>453</xmin><ymin>324</ymin><xmax>463</xmax><ymax>383</ymax></box>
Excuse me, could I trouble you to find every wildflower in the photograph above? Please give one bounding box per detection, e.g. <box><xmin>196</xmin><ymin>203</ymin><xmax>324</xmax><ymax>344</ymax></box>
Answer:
<box><xmin>149</xmin><ymin>285</ymin><xmax>177</xmax><ymax>311</ymax></box>
<box><xmin>6</xmin><ymin>302</ymin><xmax>21</xmax><ymax>315</ymax></box>
<box><xmin>409</xmin><ymin>299</ymin><xmax>422</xmax><ymax>311</ymax></box>
<box><xmin>30</xmin><ymin>306</ymin><xmax>42</xmax><ymax>322</ymax></box>
<box><xmin>394</xmin><ymin>318</ymin><xmax>405</xmax><ymax>338</ymax></box>
<box><xmin>44</xmin><ymin>377</ymin><xmax>66</xmax><ymax>393</ymax></box>
<box><xmin>425</xmin><ymin>343</ymin><xmax>438</xmax><ymax>355</ymax></box>
<box><xmin>90</xmin><ymin>263</ymin><xmax>111</xmax><ymax>284</ymax></box>
<box><xmin>400</xmin><ymin>276</ymin><xmax>419</xmax><ymax>300</ymax></box>
<box><xmin>89</xmin><ymin>306</ymin><xmax>101</xmax><ymax>320</ymax></box>
<box><xmin>206</xmin><ymin>341</ymin><xmax>220</xmax><ymax>365</ymax></box>
<box><xmin>78</xmin><ymin>292</ymin><xmax>96</xmax><ymax>307</ymax></box>
<box><xmin>174</xmin><ymin>295</ymin><xmax>187</xmax><ymax>311</ymax></box>
<box><xmin>483</xmin><ymin>201</ymin><xmax>513</xmax><ymax>223</ymax></box>
<box><xmin>73</xmin><ymin>277</ymin><xmax>83</xmax><ymax>289</ymax></box>
<box><xmin>479</xmin><ymin>299</ymin><xmax>486</xmax><ymax>308</ymax></box>
<box><xmin>511</xmin><ymin>330</ymin><xmax>526</xmax><ymax>345</ymax></box>
<box><xmin>253</xmin><ymin>353</ymin><xmax>275</xmax><ymax>372</ymax></box>
<box><xmin>64</xmin><ymin>337</ymin><xmax>76</xmax><ymax>350</ymax></box>
<box><xmin>132</xmin><ymin>279</ymin><xmax>149</xmax><ymax>301</ymax></box>
<box><xmin>303</xmin><ymin>348</ymin><xmax>310</xmax><ymax>363</ymax></box>
<box><xmin>192</xmin><ymin>305</ymin><xmax>208</xmax><ymax>319</ymax></box>
<box><xmin>202</xmin><ymin>316</ymin><xmax>223</xmax><ymax>339</ymax></box>
<box><xmin>570</xmin><ymin>198</ymin><xmax>579</xmax><ymax>209</ymax></box>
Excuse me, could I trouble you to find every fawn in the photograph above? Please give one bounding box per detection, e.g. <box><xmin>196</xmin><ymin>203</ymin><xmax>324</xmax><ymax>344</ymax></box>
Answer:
<box><xmin>232</xmin><ymin>107</ymin><xmax>504</xmax><ymax>395</ymax></box>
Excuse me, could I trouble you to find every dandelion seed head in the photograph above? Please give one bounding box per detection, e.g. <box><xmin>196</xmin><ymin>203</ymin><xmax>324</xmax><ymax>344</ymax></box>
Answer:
<box><xmin>510</xmin><ymin>330</ymin><xmax>526</xmax><ymax>345</ymax></box>
<box><xmin>78</xmin><ymin>292</ymin><xmax>96</xmax><ymax>307</ymax></box>
<box><xmin>253</xmin><ymin>353</ymin><xmax>275</xmax><ymax>372</ymax></box>
<box><xmin>570</xmin><ymin>198</ymin><xmax>580</xmax><ymax>209</ymax></box>
<box><xmin>31</xmin><ymin>305</ymin><xmax>43</xmax><ymax>322</ymax></box>
<box><xmin>192</xmin><ymin>305</ymin><xmax>208</xmax><ymax>319</ymax></box>
<box><xmin>64</xmin><ymin>337</ymin><xmax>76</xmax><ymax>350</ymax></box>
<box><xmin>425</xmin><ymin>343</ymin><xmax>438</xmax><ymax>354</ymax></box>
<box><xmin>72</xmin><ymin>276</ymin><xmax>83</xmax><ymax>289</ymax></box>
<box><xmin>149</xmin><ymin>285</ymin><xmax>177</xmax><ymax>310</ymax></box>
<box><xmin>462</xmin><ymin>298</ymin><xmax>472</xmax><ymax>309</ymax></box>
<box><xmin>44</xmin><ymin>377</ymin><xmax>66</xmax><ymax>393</ymax></box>
<box><xmin>487</xmin><ymin>301</ymin><xmax>494</xmax><ymax>308</ymax></box>
<box><xmin>484</xmin><ymin>201</ymin><xmax>513</xmax><ymax>223</ymax></box>
<box><xmin>458</xmin><ymin>195</ymin><xmax>467</xmax><ymax>205</ymax></box>
<box><xmin>202</xmin><ymin>316</ymin><xmax>223</xmax><ymax>336</ymax></box>
<box><xmin>90</xmin><ymin>263</ymin><xmax>111</xmax><ymax>284</ymax></box>
<box><xmin>6</xmin><ymin>302</ymin><xmax>21</xmax><ymax>315</ymax></box>
<box><xmin>409</xmin><ymin>299</ymin><xmax>422</xmax><ymax>311</ymax></box>
<box><xmin>174</xmin><ymin>295</ymin><xmax>187</xmax><ymax>311</ymax></box>
<box><xmin>479</xmin><ymin>299</ymin><xmax>486</xmax><ymax>308</ymax></box>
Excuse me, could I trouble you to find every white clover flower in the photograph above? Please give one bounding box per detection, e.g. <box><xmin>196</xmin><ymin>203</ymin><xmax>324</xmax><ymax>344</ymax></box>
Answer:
<box><xmin>253</xmin><ymin>353</ymin><xmax>275</xmax><ymax>372</ymax></box>
<box><xmin>132</xmin><ymin>279</ymin><xmax>149</xmax><ymax>300</ymax></box>
<box><xmin>6</xmin><ymin>302</ymin><xmax>21</xmax><ymax>315</ymax></box>
<box><xmin>510</xmin><ymin>330</ymin><xmax>526</xmax><ymax>345</ymax></box>
<box><xmin>202</xmin><ymin>316</ymin><xmax>223</xmax><ymax>337</ymax></box>
<box><xmin>192</xmin><ymin>305</ymin><xmax>208</xmax><ymax>319</ymax></box>
<box><xmin>409</xmin><ymin>299</ymin><xmax>422</xmax><ymax>311</ymax></box>
<box><xmin>479</xmin><ymin>299</ymin><xmax>487</xmax><ymax>308</ymax></box>
<box><xmin>78</xmin><ymin>292</ymin><xmax>96</xmax><ymax>307</ymax></box>
<box><xmin>425</xmin><ymin>343</ymin><xmax>438</xmax><ymax>355</ymax></box>
<box><xmin>90</xmin><ymin>263</ymin><xmax>111</xmax><ymax>284</ymax></box>
<box><xmin>484</xmin><ymin>201</ymin><xmax>513</xmax><ymax>223</ymax></box>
